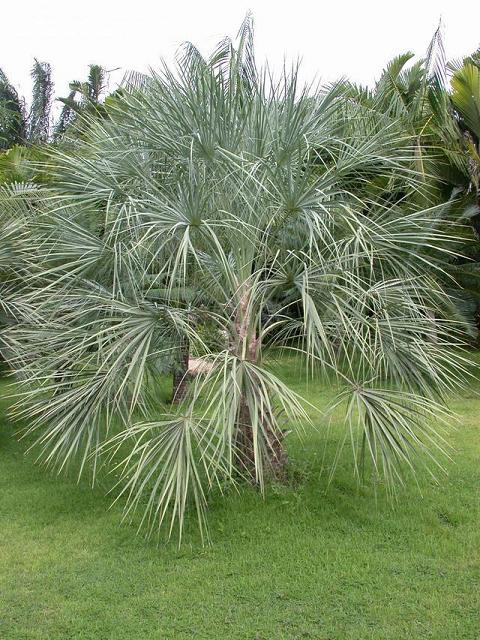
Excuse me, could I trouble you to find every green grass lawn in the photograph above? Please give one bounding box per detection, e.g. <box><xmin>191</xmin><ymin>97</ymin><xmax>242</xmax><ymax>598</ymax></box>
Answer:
<box><xmin>1</xmin><ymin>359</ymin><xmax>479</xmax><ymax>639</ymax></box>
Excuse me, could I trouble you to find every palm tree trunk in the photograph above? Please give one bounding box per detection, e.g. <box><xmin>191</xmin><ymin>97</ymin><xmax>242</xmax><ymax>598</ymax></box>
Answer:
<box><xmin>234</xmin><ymin>292</ymin><xmax>288</xmax><ymax>477</ymax></box>
<box><xmin>172</xmin><ymin>337</ymin><xmax>190</xmax><ymax>404</ymax></box>
<box><xmin>235</xmin><ymin>391</ymin><xmax>288</xmax><ymax>479</ymax></box>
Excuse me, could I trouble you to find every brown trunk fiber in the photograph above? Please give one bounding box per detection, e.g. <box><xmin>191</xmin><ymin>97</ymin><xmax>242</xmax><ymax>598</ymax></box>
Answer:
<box><xmin>236</xmin><ymin>396</ymin><xmax>255</xmax><ymax>477</ymax></box>
<box><xmin>235</xmin><ymin>391</ymin><xmax>289</xmax><ymax>481</ymax></box>
<box><xmin>234</xmin><ymin>288</ymin><xmax>288</xmax><ymax>478</ymax></box>
<box><xmin>172</xmin><ymin>338</ymin><xmax>190</xmax><ymax>404</ymax></box>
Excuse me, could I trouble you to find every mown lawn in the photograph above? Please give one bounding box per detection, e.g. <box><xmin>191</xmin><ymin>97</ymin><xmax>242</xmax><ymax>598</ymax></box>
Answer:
<box><xmin>0</xmin><ymin>358</ymin><xmax>479</xmax><ymax>639</ymax></box>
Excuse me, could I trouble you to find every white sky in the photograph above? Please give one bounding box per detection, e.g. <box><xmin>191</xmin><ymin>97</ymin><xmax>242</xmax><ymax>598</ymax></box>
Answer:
<box><xmin>2</xmin><ymin>0</ymin><xmax>479</xmax><ymax>105</ymax></box>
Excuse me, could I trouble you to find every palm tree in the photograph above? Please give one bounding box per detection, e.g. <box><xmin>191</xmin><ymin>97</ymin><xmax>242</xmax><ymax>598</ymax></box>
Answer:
<box><xmin>55</xmin><ymin>64</ymin><xmax>108</xmax><ymax>138</ymax></box>
<box><xmin>1</xmin><ymin>61</ymin><xmax>108</xmax><ymax>148</ymax></box>
<box><xmin>0</xmin><ymin>69</ymin><xmax>26</xmax><ymax>149</ymax></box>
<box><xmin>27</xmin><ymin>60</ymin><xmax>53</xmax><ymax>143</ymax></box>
<box><xmin>0</xmin><ymin>60</ymin><xmax>53</xmax><ymax>148</ymax></box>
<box><xmin>6</xmin><ymin>18</ymin><xmax>468</xmax><ymax>541</ymax></box>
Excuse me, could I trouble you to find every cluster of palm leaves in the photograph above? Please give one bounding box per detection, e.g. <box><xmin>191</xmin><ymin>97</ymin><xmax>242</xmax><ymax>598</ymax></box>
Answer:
<box><xmin>0</xmin><ymin>62</ymin><xmax>108</xmax><ymax>149</ymax></box>
<box><xmin>0</xmin><ymin>18</ymin><xmax>476</xmax><ymax>541</ymax></box>
<box><xmin>341</xmin><ymin>26</ymin><xmax>480</xmax><ymax>340</ymax></box>
<box><xmin>54</xmin><ymin>64</ymin><xmax>108</xmax><ymax>139</ymax></box>
<box><xmin>0</xmin><ymin>62</ymin><xmax>108</xmax><ymax>188</ymax></box>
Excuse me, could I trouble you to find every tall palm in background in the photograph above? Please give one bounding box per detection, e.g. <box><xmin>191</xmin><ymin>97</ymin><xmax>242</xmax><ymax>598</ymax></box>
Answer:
<box><xmin>55</xmin><ymin>64</ymin><xmax>108</xmax><ymax>138</ymax></box>
<box><xmin>0</xmin><ymin>60</ymin><xmax>53</xmax><ymax>149</ymax></box>
<box><xmin>27</xmin><ymin>60</ymin><xmax>53</xmax><ymax>144</ymax></box>
<box><xmin>0</xmin><ymin>69</ymin><xmax>25</xmax><ymax>150</ymax></box>
<box><xmin>4</xmin><ymin>18</ymin><xmax>470</xmax><ymax>541</ymax></box>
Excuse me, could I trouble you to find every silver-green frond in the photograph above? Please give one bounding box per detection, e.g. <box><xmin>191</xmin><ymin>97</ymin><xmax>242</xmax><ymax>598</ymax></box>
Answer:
<box><xmin>3</xmin><ymin>16</ymin><xmax>471</xmax><ymax>542</ymax></box>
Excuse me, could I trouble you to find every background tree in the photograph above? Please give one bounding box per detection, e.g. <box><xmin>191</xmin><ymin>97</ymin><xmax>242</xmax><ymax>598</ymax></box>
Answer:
<box><xmin>27</xmin><ymin>60</ymin><xmax>53</xmax><ymax>144</ymax></box>
<box><xmin>0</xmin><ymin>61</ymin><xmax>109</xmax><ymax>150</ymax></box>
<box><xmin>55</xmin><ymin>64</ymin><xmax>108</xmax><ymax>138</ymax></box>
<box><xmin>0</xmin><ymin>60</ymin><xmax>53</xmax><ymax>148</ymax></box>
<box><xmin>0</xmin><ymin>69</ymin><xmax>26</xmax><ymax>150</ymax></box>
<box><xmin>429</xmin><ymin>51</ymin><xmax>480</xmax><ymax>339</ymax></box>
<box><xmin>340</xmin><ymin>27</ymin><xmax>480</xmax><ymax>341</ymax></box>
